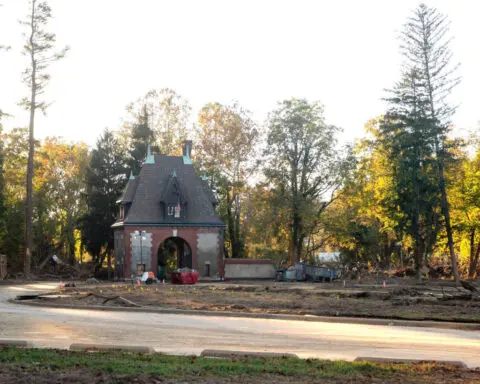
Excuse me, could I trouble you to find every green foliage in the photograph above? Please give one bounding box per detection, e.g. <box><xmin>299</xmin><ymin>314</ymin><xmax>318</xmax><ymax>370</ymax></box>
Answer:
<box><xmin>127</xmin><ymin>104</ymin><xmax>155</xmax><ymax>176</ymax></box>
<box><xmin>0</xmin><ymin>128</ymin><xmax>29</xmax><ymax>269</ymax></box>
<box><xmin>79</xmin><ymin>129</ymin><xmax>127</xmax><ymax>270</ymax></box>
<box><xmin>399</xmin><ymin>3</ymin><xmax>461</xmax><ymax>281</ymax></box>
<box><xmin>34</xmin><ymin>138</ymin><xmax>89</xmax><ymax>264</ymax></box>
<box><xmin>450</xmin><ymin>148</ymin><xmax>480</xmax><ymax>277</ymax></box>
<box><xmin>196</xmin><ymin>102</ymin><xmax>258</xmax><ymax>258</ymax></box>
<box><xmin>379</xmin><ymin>74</ymin><xmax>443</xmax><ymax>274</ymax></box>
<box><xmin>243</xmin><ymin>184</ymin><xmax>289</xmax><ymax>265</ymax></box>
<box><xmin>124</xmin><ymin>88</ymin><xmax>191</xmax><ymax>156</ymax></box>
<box><xmin>264</xmin><ymin>98</ymin><xmax>348</xmax><ymax>264</ymax></box>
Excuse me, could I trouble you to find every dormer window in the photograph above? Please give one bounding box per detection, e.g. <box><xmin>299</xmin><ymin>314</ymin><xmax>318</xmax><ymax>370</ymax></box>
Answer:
<box><xmin>168</xmin><ymin>204</ymin><xmax>181</xmax><ymax>218</ymax></box>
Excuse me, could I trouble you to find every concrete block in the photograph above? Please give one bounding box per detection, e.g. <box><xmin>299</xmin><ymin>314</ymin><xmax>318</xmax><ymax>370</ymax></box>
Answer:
<box><xmin>224</xmin><ymin>260</ymin><xmax>276</xmax><ymax>279</ymax></box>
<box><xmin>201</xmin><ymin>349</ymin><xmax>298</xmax><ymax>359</ymax></box>
<box><xmin>354</xmin><ymin>356</ymin><xmax>467</xmax><ymax>368</ymax></box>
<box><xmin>69</xmin><ymin>343</ymin><xmax>153</xmax><ymax>354</ymax></box>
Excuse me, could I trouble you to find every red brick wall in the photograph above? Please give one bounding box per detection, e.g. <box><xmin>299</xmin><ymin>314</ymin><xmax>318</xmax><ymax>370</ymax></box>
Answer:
<box><xmin>123</xmin><ymin>226</ymin><xmax>223</xmax><ymax>277</ymax></box>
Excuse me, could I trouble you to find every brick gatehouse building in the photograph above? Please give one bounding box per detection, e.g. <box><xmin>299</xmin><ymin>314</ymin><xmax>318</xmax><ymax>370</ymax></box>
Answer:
<box><xmin>112</xmin><ymin>141</ymin><xmax>225</xmax><ymax>280</ymax></box>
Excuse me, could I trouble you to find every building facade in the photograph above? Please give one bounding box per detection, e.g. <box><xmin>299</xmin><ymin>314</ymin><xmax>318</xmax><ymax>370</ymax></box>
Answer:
<box><xmin>112</xmin><ymin>141</ymin><xmax>225</xmax><ymax>280</ymax></box>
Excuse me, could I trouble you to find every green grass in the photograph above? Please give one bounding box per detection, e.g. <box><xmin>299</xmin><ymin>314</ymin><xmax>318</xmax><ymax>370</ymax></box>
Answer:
<box><xmin>0</xmin><ymin>347</ymin><xmax>399</xmax><ymax>379</ymax></box>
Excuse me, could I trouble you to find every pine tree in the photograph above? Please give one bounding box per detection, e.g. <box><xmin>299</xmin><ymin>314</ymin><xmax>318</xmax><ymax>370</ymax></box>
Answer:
<box><xmin>400</xmin><ymin>3</ymin><xmax>461</xmax><ymax>282</ymax></box>
<box><xmin>20</xmin><ymin>0</ymin><xmax>68</xmax><ymax>275</ymax></box>
<box><xmin>128</xmin><ymin>105</ymin><xmax>155</xmax><ymax>175</ymax></box>
<box><xmin>80</xmin><ymin>130</ymin><xmax>127</xmax><ymax>277</ymax></box>
<box><xmin>380</xmin><ymin>70</ymin><xmax>442</xmax><ymax>277</ymax></box>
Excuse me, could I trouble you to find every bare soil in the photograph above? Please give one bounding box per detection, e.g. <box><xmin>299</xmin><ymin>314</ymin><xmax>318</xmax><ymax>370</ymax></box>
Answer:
<box><xmin>38</xmin><ymin>279</ymin><xmax>480</xmax><ymax>323</ymax></box>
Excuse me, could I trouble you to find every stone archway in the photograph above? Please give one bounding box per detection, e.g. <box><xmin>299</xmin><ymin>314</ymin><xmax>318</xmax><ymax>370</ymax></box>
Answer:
<box><xmin>157</xmin><ymin>237</ymin><xmax>192</xmax><ymax>280</ymax></box>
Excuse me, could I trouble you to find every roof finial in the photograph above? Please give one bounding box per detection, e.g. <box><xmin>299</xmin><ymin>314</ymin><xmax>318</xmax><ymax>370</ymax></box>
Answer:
<box><xmin>129</xmin><ymin>170</ymin><xmax>135</xmax><ymax>180</ymax></box>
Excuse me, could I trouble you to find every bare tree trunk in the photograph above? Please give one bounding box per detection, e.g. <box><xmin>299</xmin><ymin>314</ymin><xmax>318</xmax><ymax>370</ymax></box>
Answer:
<box><xmin>289</xmin><ymin>209</ymin><xmax>301</xmax><ymax>265</ymax></box>
<box><xmin>469</xmin><ymin>235</ymin><xmax>480</xmax><ymax>279</ymax></box>
<box><xmin>421</xmin><ymin>35</ymin><xmax>461</xmax><ymax>283</ymax></box>
<box><xmin>107</xmin><ymin>252</ymin><xmax>112</xmax><ymax>280</ymax></box>
<box><xmin>225</xmin><ymin>186</ymin><xmax>238</xmax><ymax>258</ymax></box>
<box><xmin>233</xmin><ymin>191</ymin><xmax>243</xmax><ymax>258</ymax></box>
<box><xmin>24</xmin><ymin>4</ymin><xmax>36</xmax><ymax>276</ymax></box>
<box><xmin>436</xmin><ymin>147</ymin><xmax>460</xmax><ymax>283</ymax></box>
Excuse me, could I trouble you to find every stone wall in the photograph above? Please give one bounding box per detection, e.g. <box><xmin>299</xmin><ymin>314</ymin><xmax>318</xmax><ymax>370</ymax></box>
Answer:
<box><xmin>113</xmin><ymin>230</ymin><xmax>125</xmax><ymax>278</ymax></box>
<box><xmin>130</xmin><ymin>231</ymin><xmax>153</xmax><ymax>275</ymax></box>
<box><xmin>197</xmin><ymin>232</ymin><xmax>219</xmax><ymax>277</ymax></box>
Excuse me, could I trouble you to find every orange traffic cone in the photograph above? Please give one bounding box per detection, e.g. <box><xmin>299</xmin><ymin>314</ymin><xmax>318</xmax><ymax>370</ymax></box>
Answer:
<box><xmin>382</xmin><ymin>280</ymin><xmax>386</xmax><ymax>288</ymax></box>
<box><xmin>59</xmin><ymin>281</ymin><xmax>64</xmax><ymax>289</ymax></box>
<box><xmin>136</xmin><ymin>279</ymin><xmax>141</xmax><ymax>287</ymax></box>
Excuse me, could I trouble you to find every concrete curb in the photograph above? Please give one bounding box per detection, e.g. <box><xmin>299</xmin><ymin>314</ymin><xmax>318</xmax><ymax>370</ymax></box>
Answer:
<box><xmin>10</xmin><ymin>299</ymin><xmax>480</xmax><ymax>331</ymax></box>
<box><xmin>201</xmin><ymin>349</ymin><xmax>298</xmax><ymax>358</ymax></box>
<box><xmin>69</xmin><ymin>343</ymin><xmax>153</xmax><ymax>354</ymax></box>
<box><xmin>355</xmin><ymin>357</ymin><xmax>467</xmax><ymax>368</ymax></box>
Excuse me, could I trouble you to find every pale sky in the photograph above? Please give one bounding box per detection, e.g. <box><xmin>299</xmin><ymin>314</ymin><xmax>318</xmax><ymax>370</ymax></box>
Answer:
<box><xmin>0</xmin><ymin>0</ymin><xmax>478</xmax><ymax>147</ymax></box>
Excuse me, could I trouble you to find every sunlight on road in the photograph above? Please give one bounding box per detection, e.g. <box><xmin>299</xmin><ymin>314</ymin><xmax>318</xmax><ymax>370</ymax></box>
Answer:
<box><xmin>1</xmin><ymin>283</ymin><xmax>480</xmax><ymax>367</ymax></box>
<box><xmin>7</xmin><ymin>284</ymin><xmax>58</xmax><ymax>291</ymax></box>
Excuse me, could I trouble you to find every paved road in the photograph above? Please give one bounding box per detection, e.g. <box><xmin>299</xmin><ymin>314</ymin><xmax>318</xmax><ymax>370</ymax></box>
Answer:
<box><xmin>1</xmin><ymin>283</ymin><xmax>479</xmax><ymax>367</ymax></box>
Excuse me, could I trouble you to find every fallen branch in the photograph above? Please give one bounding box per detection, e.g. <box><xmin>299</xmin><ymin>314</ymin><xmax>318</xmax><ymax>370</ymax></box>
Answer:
<box><xmin>85</xmin><ymin>292</ymin><xmax>140</xmax><ymax>307</ymax></box>
<box><xmin>461</xmin><ymin>280</ymin><xmax>479</xmax><ymax>293</ymax></box>
<box><xmin>117</xmin><ymin>297</ymin><xmax>141</xmax><ymax>307</ymax></box>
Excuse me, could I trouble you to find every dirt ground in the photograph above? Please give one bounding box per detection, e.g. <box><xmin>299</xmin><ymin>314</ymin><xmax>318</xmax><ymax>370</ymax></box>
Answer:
<box><xmin>36</xmin><ymin>279</ymin><xmax>480</xmax><ymax>323</ymax></box>
<box><xmin>1</xmin><ymin>364</ymin><xmax>480</xmax><ymax>384</ymax></box>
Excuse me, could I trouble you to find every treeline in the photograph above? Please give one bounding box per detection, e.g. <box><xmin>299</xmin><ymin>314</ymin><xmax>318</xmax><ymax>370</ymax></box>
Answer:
<box><xmin>0</xmin><ymin>3</ymin><xmax>478</xmax><ymax>280</ymax></box>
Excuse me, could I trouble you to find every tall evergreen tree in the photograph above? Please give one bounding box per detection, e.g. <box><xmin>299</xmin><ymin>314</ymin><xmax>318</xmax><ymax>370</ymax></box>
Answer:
<box><xmin>128</xmin><ymin>105</ymin><xmax>155</xmax><ymax>175</ymax></box>
<box><xmin>80</xmin><ymin>130</ymin><xmax>127</xmax><ymax>276</ymax></box>
<box><xmin>399</xmin><ymin>3</ymin><xmax>461</xmax><ymax>281</ymax></box>
<box><xmin>20</xmin><ymin>0</ymin><xmax>68</xmax><ymax>275</ymax></box>
<box><xmin>380</xmin><ymin>70</ymin><xmax>442</xmax><ymax>277</ymax></box>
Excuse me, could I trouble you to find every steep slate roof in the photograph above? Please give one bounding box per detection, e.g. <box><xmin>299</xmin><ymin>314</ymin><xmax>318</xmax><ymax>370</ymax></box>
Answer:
<box><xmin>117</xmin><ymin>176</ymin><xmax>139</xmax><ymax>204</ymax></box>
<box><xmin>123</xmin><ymin>155</ymin><xmax>223</xmax><ymax>226</ymax></box>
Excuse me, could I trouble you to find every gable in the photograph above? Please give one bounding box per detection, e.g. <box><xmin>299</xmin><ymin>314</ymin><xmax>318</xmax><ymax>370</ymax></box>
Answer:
<box><xmin>123</xmin><ymin>155</ymin><xmax>223</xmax><ymax>226</ymax></box>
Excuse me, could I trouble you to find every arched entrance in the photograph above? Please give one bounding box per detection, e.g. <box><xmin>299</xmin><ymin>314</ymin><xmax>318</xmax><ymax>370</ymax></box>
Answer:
<box><xmin>157</xmin><ymin>237</ymin><xmax>192</xmax><ymax>280</ymax></box>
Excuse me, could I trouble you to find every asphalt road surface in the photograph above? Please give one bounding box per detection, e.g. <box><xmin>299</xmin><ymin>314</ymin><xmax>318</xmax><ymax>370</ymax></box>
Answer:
<box><xmin>1</xmin><ymin>283</ymin><xmax>479</xmax><ymax>367</ymax></box>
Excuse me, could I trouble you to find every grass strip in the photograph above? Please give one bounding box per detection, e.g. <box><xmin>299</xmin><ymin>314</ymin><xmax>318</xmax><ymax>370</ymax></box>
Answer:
<box><xmin>0</xmin><ymin>346</ymin><xmax>403</xmax><ymax>379</ymax></box>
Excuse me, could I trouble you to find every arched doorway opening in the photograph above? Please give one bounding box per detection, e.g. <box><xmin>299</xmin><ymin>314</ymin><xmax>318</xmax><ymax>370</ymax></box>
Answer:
<box><xmin>157</xmin><ymin>237</ymin><xmax>192</xmax><ymax>280</ymax></box>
